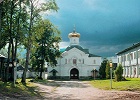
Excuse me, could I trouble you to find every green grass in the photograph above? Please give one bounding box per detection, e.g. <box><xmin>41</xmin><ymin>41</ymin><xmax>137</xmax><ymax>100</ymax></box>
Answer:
<box><xmin>89</xmin><ymin>78</ymin><xmax>140</xmax><ymax>91</ymax></box>
<box><xmin>0</xmin><ymin>79</ymin><xmax>41</xmax><ymax>97</ymax></box>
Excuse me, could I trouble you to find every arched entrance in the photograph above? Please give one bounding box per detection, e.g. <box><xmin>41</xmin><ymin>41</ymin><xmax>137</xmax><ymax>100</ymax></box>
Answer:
<box><xmin>70</xmin><ymin>68</ymin><xmax>79</xmax><ymax>79</ymax></box>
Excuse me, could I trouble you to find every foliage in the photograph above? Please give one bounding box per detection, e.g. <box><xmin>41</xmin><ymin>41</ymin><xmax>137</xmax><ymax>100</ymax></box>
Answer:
<box><xmin>21</xmin><ymin>0</ymin><xmax>59</xmax><ymax>83</ymax></box>
<box><xmin>114</xmin><ymin>64</ymin><xmax>123</xmax><ymax>81</ymax></box>
<box><xmin>0</xmin><ymin>0</ymin><xmax>60</xmax><ymax>82</ymax></box>
<box><xmin>105</xmin><ymin>61</ymin><xmax>110</xmax><ymax>79</ymax></box>
<box><xmin>31</xmin><ymin>19</ymin><xmax>61</xmax><ymax>79</ymax></box>
<box><xmin>0</xmin><ymin>0</ymin><xmax>28</xmax><ymax>81</ymax></box>
<box><xmin>99</xmin><ymin>58</ymin><xmax>108</xmax><ymax>79</ymax></box>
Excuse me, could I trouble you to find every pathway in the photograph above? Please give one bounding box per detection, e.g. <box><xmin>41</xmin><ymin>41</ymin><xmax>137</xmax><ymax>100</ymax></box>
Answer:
<box><xmin>34</xmin><ymin>80</ymin><xmax>140</xmax><ymax>100</ymax></box>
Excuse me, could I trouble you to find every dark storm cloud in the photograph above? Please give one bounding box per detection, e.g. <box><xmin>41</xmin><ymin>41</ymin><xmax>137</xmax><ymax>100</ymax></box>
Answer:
<box><xmin>46</xmin><ymin>0</ymin><xmax>140</xmax><ymax>57</ymax></box>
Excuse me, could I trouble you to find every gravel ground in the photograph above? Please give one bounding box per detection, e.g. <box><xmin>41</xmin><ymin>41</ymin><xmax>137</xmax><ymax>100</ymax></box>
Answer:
<box><xmin>1</xmin><ymin>80</ymin><xmax>140</xmax><ymax>100</ymax></box>
<box><xmin>35</xmin><ymin>80</ymin><xmax>140</xmax><ymax>100</ymax></box>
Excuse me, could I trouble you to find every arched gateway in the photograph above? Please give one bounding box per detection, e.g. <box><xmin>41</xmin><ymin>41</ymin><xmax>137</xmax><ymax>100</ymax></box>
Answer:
<box><xmin>70</xmin><ymin>68</ymin><xmax>79</xmax><ymax>79</ymax></box>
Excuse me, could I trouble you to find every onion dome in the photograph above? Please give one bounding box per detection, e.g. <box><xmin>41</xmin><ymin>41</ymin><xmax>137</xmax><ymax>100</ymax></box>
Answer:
<box><xmin>68</xmin><ymin>27</ymin><xmax>80</xmax><ymax>38</ymax></box>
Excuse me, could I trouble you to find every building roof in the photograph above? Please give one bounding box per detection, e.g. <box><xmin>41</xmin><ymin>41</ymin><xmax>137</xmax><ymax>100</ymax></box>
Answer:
<box><xmin>116</xmin><ymin>42</ymin><xmax>140</xmax><ymax>55</ymax></box>
<box><xmin>65</xmin><ymin>45</ymin><xmax>101</xmax><ymax>57</ymax></box>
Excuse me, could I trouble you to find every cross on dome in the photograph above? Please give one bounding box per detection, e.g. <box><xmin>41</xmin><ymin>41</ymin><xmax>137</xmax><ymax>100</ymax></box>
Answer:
<box><xmin>73</xmin><ymin>24</ymin><xmax>76</xmax><ymax>33</ymax></box>
<box><xmin>68</xmin><ymin>25</ymin><xmax>80</xmax><ymax>38</ymax></box>
<box><xmin>68</xmin><ymin>25</ymin><xmax>80</xmax><ymax>46</ymax></box>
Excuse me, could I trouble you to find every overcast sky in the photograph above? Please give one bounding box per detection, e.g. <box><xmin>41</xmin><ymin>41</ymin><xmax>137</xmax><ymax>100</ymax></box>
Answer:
<box><xmin>45</xmin><ymin>0</ymin><xmax>140</xmax><ymax>57</ymax></box>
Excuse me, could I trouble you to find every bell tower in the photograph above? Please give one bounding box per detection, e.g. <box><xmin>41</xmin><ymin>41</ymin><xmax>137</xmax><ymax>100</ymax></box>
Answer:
<box><xmin>68</xmin><ymin>27</ymin><xmax>80</xmax><ymax>46</ymax></box>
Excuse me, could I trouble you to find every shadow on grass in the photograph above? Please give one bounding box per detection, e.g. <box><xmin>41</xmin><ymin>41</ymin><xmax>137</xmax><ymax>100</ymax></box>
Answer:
<box><xmin>0</xmin><ymin>80</ymin><xmax>44</xmax><ymax>99</ymax></box>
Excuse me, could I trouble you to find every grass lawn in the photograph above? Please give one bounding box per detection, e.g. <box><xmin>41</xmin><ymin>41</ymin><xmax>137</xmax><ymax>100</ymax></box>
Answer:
<box><xmin>89</xmin><ymin>78</ymin><xmax>140</xmax><ymax>91</ymax></box>
<box><xmin>0</xmin><ymin>79</ymin><xmax>40</xmax><ymax>97</ymax></box>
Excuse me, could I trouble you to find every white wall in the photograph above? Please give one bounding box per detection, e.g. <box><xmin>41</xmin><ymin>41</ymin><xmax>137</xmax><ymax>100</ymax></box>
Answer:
<box><xmin>48</xmin><ymin>47</ymin><xmax>101</xmax><ymax>78</ymax></box>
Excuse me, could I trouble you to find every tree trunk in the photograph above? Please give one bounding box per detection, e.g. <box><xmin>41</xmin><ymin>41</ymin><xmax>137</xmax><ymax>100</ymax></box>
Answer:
<box><xmin>39</xmin><ymin>60</ymin><xmax>44</xmax><ymax>79</ymax></box>
<box><xmin>21</xmin><ymin>1</ymin><xmax>33</xmax><ymax>83</ymax></box>
<box><xmin>21</xmin><ymin>47</ymin><xmax>30</xmax><ymax>82</ymax></box>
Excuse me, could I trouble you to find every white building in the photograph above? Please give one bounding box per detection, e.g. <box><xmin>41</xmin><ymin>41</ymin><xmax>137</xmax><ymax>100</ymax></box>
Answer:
<box><xmin>116</xmin><ymin>43</ymin><xmax>140</xmax><ymax>78</ymax></box>
<box><xmin>48</xmin><ymin>29</ymin><xmax>102</xmax><ymax>79</ymax></box>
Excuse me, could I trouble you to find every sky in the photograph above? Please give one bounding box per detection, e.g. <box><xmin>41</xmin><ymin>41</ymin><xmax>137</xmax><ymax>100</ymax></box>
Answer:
<box><xmin>44</xmin><ymin>0</ymin><xmax>140</xmax><ymax>57</ymax></box>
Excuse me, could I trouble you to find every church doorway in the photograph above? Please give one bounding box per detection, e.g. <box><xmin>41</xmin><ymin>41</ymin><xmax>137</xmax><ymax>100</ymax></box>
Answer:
<box><xmin>70</xmin><ymin>68</ymin><xmax>79</xmax><ymax>79</ymax></box>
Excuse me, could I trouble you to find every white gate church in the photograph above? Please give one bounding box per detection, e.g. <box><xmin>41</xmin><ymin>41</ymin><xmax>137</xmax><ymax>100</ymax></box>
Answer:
<box><xmin>48</xmin><ymin>29</ymin><xmax>101</xmax><ymax>79</ymax></box>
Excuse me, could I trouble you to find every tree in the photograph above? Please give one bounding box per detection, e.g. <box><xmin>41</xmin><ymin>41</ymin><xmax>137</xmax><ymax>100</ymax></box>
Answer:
<box><xmin>0</xmin><ymin>0</ymin><xmax>59</xmax><ymax>82</ymax></box>
<box><xmin>99</xmin><ymin>58</ymin><xmax>108</xmax><ymax>79</ymax></box>
<box><xmin>0</xmin><ymin>0</ymin><xmax>29</xmax><ymax>81</ymax></box>
<box><xmin>105</xmin><ymin>61</ymin><xmax>110</xmax><ymax>79</ymax></box>
<box><xmin>31</xmin><ymin>19</ymin><xmax>61</xmax><ymax>79</ymax></box>
<box><xmin>21</xmin><ymin>0</ymin><xmax>59</xmax><ymax>83</ymax></box>
<box><xmin>0</xmin><ymin>0</ymin><xmax>28</xmax><ymax>81</ymax></box>
<box><xmin>114</xmin><ymin>64</ymin><xmax>123</xmax><ymax>81</ymax></box>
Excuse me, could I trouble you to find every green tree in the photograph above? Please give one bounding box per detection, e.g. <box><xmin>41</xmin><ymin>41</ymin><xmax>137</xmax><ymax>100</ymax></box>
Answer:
<box><xmin>31</xmin><ymin>19</ymin><xmax>61</xmax><ymax>79</ymax></box>
<box><xmin>99</xmin><ymin>58</ymin><xmax>108</xmax><ymax>79</ymax></box>
<box><xmin>105</xmin><ymin>61</ymin><xmax>110</xmax><ymax>79</ymax></box>
<box><xmin>114</xmin><ymin>64</ymin><xmax>123</xmax><ymax>81</ymax></box>
<box><xmin>21</xmin><ymin>0</ymin><xmax>59</xmax><ymax>83</ymax></box>
<box><xmin>0</xmin><ymin>0</ymin><xmax>28</xmax><ymax>81</ymax></box>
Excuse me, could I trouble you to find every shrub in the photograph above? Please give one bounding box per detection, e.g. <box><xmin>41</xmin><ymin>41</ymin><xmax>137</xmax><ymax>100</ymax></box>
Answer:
<box><xmin>105</xmin><ymin>61</ymin><xmax>110</xmax><ymax>79</ymax></box>
<box><xmin>114</xmin><ymin>64</ymin><xmax>123</xmax><ymax>81</ymax></box>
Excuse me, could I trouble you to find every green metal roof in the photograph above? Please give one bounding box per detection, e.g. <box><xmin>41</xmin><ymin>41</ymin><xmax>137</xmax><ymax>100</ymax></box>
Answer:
<box><xmin>116</xmin><ymin>42</ymin><xmax>140</xmax><ymax>55</ymax></box>
<box><xmin>65</xmin><ymin>45</ymin><xmax>101</xmax><ymax>57</ymax></box>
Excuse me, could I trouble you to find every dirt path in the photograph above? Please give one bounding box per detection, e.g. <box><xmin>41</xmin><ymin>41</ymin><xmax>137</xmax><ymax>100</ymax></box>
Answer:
<box><xmin>34</xmin><ymin>80</ymin><xmax>140</xmax><ymax>100</ymax></box>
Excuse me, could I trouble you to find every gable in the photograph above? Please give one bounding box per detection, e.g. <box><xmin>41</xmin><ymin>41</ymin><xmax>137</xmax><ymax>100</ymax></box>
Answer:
<box><xmin>63</xmin><ymin>45</ymin><xmax>100</xmax><ymax>57</ymax></box>
<box><xmin>62</xmin><ymin>47</ymin><xmax>86</xmax><ymax>57</ymax></box>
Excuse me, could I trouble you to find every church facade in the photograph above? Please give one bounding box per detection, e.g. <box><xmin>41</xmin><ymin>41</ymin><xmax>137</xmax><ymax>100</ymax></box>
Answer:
<box><xmin>48</xmin><ymin>29</ymin><xmax>102</xmax><ymax>79</ymax></box>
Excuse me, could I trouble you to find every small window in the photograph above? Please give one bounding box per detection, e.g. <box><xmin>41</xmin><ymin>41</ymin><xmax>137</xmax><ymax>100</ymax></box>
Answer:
<box><xmin>130</xmin><ymin>53</ymin><xmax>133</xmax><ymax>60</ymax></box>
<box><xmin>134</xmin><ymin>52</ymin><xmax>137</xmax><ymax>59</ymax></box>
<box><xmin>73</xmin><ymin>59</ymin><xmax>77</xmax><ymax>64</ymax></box>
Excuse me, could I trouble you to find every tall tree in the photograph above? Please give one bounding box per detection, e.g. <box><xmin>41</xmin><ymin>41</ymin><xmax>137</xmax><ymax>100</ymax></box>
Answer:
<box><xmin>99</xmin><ymin>58</ymin><xmax>108</xmax><ymax>79</ymax></box>
<box><xmin>106</xmin><ymin>61</ymin><xmax>110</xmax><ymax>79</ymax></box>
<box><xmin>31</xmin><ymin>19</ymin><xmax>61</xmax><ymax>79</ymax></box>
<box><xmin>0</xmin><ymin>0</ymin><xmax>28</xmax><ymax>81</ymax></box>
<box><xmin>21</xmin><ymin>0</ymin><xmax>59</xmax><ymax>82</ymax></box>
